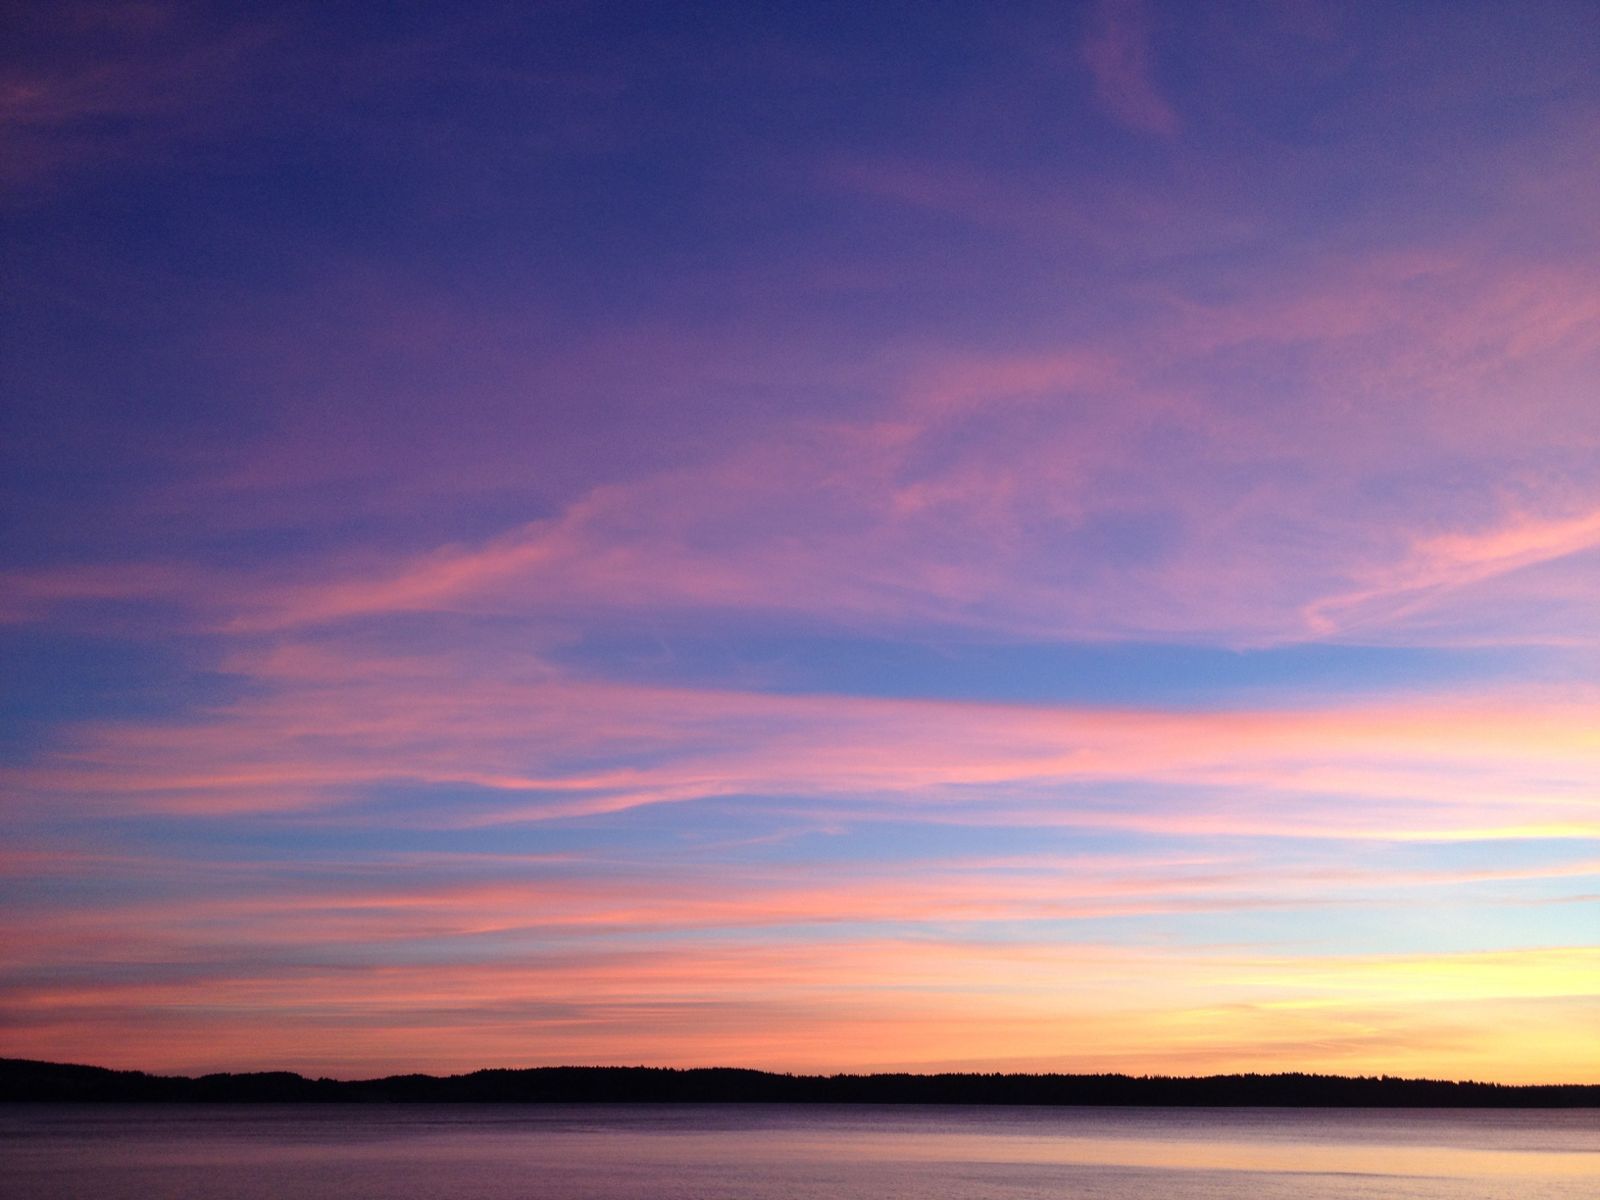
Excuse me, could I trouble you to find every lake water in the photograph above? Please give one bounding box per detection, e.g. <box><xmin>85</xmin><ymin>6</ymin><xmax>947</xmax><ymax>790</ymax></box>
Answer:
<box><xmin>2</xmin><ymin>1104</ymin><xmax>1596</xmax><ymax>1199</ymax></box>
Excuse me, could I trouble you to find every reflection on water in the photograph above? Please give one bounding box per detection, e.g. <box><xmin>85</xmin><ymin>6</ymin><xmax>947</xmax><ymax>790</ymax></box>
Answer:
<box><xmin>3</xmin><ymin>1104</ymin><xmax>1596</xmax><ymax>1199</ymax></box>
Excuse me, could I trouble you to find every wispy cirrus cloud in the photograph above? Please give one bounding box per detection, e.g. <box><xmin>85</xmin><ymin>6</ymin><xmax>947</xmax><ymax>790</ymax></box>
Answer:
<box><xmin>6</xmin><ymin>0</ymin><xmax>1599</xmax><ymax>1080</ymax></box>
<box><xmin>6</xmin><ymin>629</ymin><xmax>1595</xmax><ymax>852</ymax></box>
<box><xmin>1305</xmin><ymin>507</ymin><xmax>1600</xmax><ymax>638</ymax></box>
<box><xmin>11</xmin><ymin>226</ymin><xmax>1595</xmax><ymax>650</ymax></box>
<box><xmin>1080</xmin><ymin>0</ymin><xmax>1180</xmax><ymax>136</ymax></box>
<box><xmin>0</xmin><ymin>5</ymin><xmax>282</xmax><ymax>192</ymax></box>
<box><xmin>4</xmin><ymin>936</ymin><xmax>1594</xmax><ymax>1080</ymax></box>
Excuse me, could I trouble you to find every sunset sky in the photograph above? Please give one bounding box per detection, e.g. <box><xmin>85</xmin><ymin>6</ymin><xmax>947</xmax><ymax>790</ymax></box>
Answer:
<box><xmin>3</xmin><ymin>0</ymin><xmax>1598</xmax><ymax>1083</ymax></box>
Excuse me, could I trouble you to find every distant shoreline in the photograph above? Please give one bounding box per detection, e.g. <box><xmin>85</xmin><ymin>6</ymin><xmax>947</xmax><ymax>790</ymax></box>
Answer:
<box><xmin>4</xmin><ymin>1059</ymin><xmax>1596</xmax><ymax>1106</ymax></box>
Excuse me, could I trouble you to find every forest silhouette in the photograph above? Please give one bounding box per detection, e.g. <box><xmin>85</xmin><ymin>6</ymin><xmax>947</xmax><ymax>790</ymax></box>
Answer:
<box><xmin>5</xmin><ymin>1059</ymin><xmax>1595</xmax><ymax>1106</ymax></box>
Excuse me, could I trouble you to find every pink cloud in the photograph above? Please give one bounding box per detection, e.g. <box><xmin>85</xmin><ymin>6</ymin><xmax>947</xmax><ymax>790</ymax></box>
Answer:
<box><xmin>3</xmin><ymin>936</ymin><xmax>1594</xmax><ymax>1080</ymax></box>
<box><xmin>0</xmin><ymin>561</ymin><xmax>209</xmax><ymax>625</ymax></box>
<box><xmin>11</xmin><ymin>850</ymin><xmax>1593</xmax><ymax>969</ymax></box>
<box><xmin>6</xmin><ymin>630</ymin><xmax>1595</xmax><ymax>849</ymax></box>
<box><xmin>9</xmin><ymin>210</ymin><xmax>1597</xmax><ymax>654</ymax></box>
<box><xmin>0</xmin><ymin>11</ymin><xmax>281</xmax><ymax>192</ymax></box>
<box><xmin>8</xmin><ymin>0</ymin><xmax>1600</xmax><ymax>1091</ymax></box>
<box><xmin>1305</xmin><ymin>506</ymin><xmax>1600</xmax><ymax>637</ymax></box>
<box><xmin>1080</xmin><ymin>0</ymin><xmax>1180</xmax><ymax>137</ymax></box>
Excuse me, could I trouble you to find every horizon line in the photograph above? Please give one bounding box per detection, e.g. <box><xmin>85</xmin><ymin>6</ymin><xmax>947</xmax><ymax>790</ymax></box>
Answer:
<box><xmin>8</xmin><ymin>1058</ymin><xmax>1597</xmax><ymax>1091</ymax></box>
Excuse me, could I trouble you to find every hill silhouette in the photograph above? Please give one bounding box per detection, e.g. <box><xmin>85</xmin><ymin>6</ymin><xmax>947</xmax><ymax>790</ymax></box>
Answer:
<box><xmin>3</xmin><ymin>1059</ymin><xmax>1595</xmax><ymax>1106</ymax></box>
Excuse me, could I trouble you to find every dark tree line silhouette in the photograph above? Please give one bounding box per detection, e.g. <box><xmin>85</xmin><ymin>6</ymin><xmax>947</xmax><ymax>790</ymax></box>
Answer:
<box><xmin>4</xmin><ymin>1058</ymin><xmax>1595</xmax><ymax>1106</ymax></box>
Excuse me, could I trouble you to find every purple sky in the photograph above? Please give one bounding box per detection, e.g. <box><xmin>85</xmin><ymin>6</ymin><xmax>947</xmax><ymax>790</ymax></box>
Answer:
<box><xmin>2</xmin><ymin>0</ymin><xmax>1598</xmax><ymax>1081</ymax></box>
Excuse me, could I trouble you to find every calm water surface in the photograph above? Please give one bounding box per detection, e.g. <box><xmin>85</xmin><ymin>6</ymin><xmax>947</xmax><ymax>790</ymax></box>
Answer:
<box><xmin>3</xmin><ymin>1104</ymin><xmax>1596</xmax><ymax>1199</ymax></box>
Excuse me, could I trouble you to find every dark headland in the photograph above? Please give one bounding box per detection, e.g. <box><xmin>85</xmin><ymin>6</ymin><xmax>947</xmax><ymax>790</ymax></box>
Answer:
<box><xmin>4</xmin><ymin>1059</ymin><xmax>1596</xmax><ymax>1106</ymax></box>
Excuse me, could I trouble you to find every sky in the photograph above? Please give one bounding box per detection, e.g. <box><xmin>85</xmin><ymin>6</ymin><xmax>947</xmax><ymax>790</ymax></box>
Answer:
<box><xmin>1</xmin><ymin>0</ymin><xmax>1597</xmax><ymax>1084</ymax></box>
